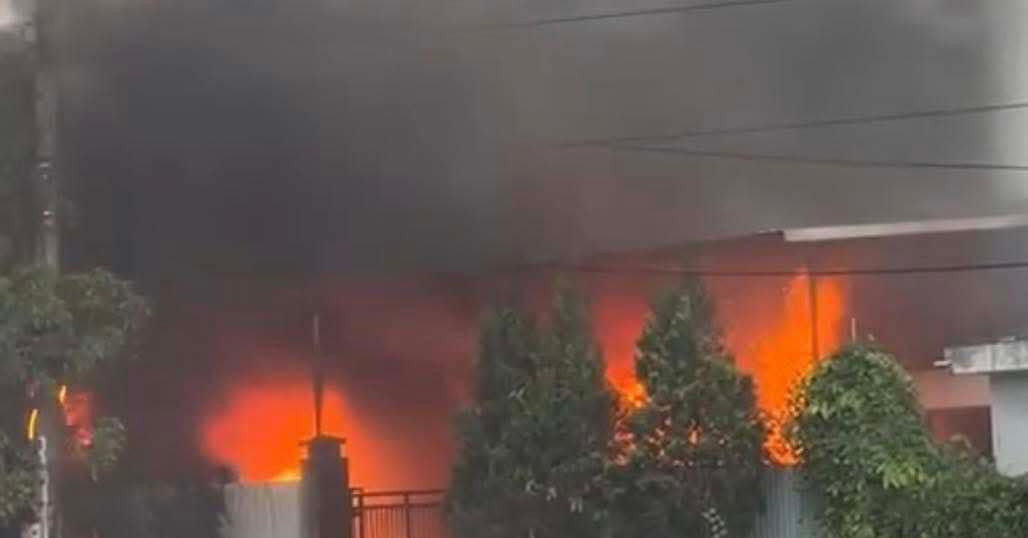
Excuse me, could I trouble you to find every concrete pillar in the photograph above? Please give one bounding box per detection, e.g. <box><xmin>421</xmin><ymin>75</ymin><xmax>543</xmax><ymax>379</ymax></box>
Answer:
<box><xmin>944</xmin><ymin>340</ymin><xmax>1028</xmax><ymax>477</ymax></box>
<box><xmin>988</xmin><ymin>373</ymin><xmax>1028</xmax><ymax>476</ymax></box>
<box><xmin>301</xmin><ymin>436</ymin><xmax>352</xmax><ymax>538</ymax></box>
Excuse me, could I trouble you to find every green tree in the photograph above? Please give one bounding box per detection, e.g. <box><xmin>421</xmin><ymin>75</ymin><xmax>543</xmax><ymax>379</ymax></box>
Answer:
<box><xmin>448</xmin><ymin>286</ymin><xmax>617</xmax><ymax>538</ymax></box>
<box><xmin>612</xmin><ymin>280</ymin><xmax>765</xmax><ymax>538</ymax></box>
<box><xmin>448</xmin><ymin>306</ymin><xmax>539</xmax><ymax>538</ymax></box>
<box><xmin>789</xmin><ymin>344</ymin><xmax>1028</xmax><ymax>538</ymax></box>
<box><xmin>0</xmin><ymin>266</ymin><xmax>149</xmax><ymax>527</ymax></box>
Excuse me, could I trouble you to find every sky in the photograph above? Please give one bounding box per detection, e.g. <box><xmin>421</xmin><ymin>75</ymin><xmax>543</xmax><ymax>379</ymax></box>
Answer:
<box><xmin>1</xmin><ymin>0</ymin><xmax>1013</xmax><ymax>281</ymax></box>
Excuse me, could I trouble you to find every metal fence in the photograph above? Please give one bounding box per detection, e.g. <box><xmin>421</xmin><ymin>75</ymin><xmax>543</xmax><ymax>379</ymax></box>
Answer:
<box><xmin>352</xmin><ymin>489</ymin><xmax>450</xmax><ymax>538</ymax></box>
<box><xmin>350</xmin><ymin>469</ymin><xmax>814</xmax><ymax>538</ymax></box>
<box><xmin>751</xmin><ymin>467</ymin><xmax>820</xmax><ymax>538</ymax></box>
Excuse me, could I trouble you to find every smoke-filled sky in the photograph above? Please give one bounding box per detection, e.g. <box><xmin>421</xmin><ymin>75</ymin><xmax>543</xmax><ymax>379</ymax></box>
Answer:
<box><xmin>4</xmin><ymin>0</ymin><xmax>1028</xmax><ymax>485</ymax></box>
<box><xmin>0</xmin><ymin>0</ymin><xmax>1016</xmax><ymax>278</ymax></box>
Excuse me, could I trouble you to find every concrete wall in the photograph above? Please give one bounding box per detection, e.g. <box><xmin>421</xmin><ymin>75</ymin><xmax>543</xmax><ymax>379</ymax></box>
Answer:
<box><xmin>913</xmin><ymin>369</ymin><xmax>989</xmax><ymax>410</ymax></box>
<box><xmin>990</xmin><ymin>373</ymin><xmax>1028</xmax><ymax>477</ymax></box>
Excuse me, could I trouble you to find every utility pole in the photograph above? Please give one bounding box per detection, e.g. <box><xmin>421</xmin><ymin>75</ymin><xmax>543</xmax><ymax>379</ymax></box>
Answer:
<box><xmin>312</xmin><ymin>313</ymin><xmax>324</xmax><ymax>436</ymax></box>
<box><xmin>20</xmin><ymin>0</ymin><xmax>62</xmax><ymax>532</ymax></box>
<box><xmin>807</xmin><ymin>273</ymin><xmax>819</xmax><ymax>361</ymax></box>
<box><xmin>32</xmin><ymin>0</ymin><xmax>59</xmax><ymax>270</ymax></box>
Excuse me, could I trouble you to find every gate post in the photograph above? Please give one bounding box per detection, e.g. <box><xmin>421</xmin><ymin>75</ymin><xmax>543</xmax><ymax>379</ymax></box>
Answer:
<box><xmin>301</xmin><ymin>435</ymin><xmax>352</xmax><ymax>538</ymax></box>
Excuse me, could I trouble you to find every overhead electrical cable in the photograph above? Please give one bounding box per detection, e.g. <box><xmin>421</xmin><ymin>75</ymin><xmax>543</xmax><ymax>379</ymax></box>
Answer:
<box><xmin>551</xmin><ymin>259</ymin><xmax>1028</xmax><ymax>278</ymax></box>
<box><xmin>608</xmin><ymin>144</ymin><xmax>1028</xmax><ymax>172</ymax></box>
<box><xmin>466</xmin><ymin>0</ymin><xmax>795</xmax><ymax>31</ymax></box>
<box><xmin>560</xmin><ymin>100</ymin><xmax>1028</xmax><ymax>147</ymax></box>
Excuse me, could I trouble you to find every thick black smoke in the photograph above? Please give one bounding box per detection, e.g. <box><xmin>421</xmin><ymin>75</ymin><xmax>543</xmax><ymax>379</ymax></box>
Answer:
<box><xmin>43</xmin><ymin>0</ymin><xmax>1028</xmax><ymax>278</ymax></box>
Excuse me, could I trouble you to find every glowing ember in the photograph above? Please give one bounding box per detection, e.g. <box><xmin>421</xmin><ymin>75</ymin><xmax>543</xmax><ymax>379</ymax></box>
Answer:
<box><xmin>62</xmin><ymin>388</ymin><xmax>96</xmax><ymax>448</ymax></box>
<box><xmin>613</xmin><ymin>377</ymin><xmax>647</xmax><ymax>410</ymax></box>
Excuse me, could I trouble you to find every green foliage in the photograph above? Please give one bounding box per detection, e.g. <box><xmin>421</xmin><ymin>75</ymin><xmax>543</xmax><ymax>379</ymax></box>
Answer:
<box><xmin>0</xmin><ymin>266</ymin><xmax>149</xmax><ymax>526</ymax></box>
<box><xmin>66</xmin><ymin>479</ymin><xmax>227</xmax><ymax>538</ymax></box>
<box><xmin>610</xmin><ymin>280</ymin><xmax>765</xmax><ymax>538</ymax></box>
<box><xmin>0</xmin><ymin>267</ymin><xmax>150</xmax><ymax>390</ymax></box>
<box><xmin>448</xmin><ymin>286</ymin><xmax>617</xmax><ymax>538</ymax></box>
<box><xmin>0</xmin><ymin>431</ymin><xmax>37</xmax><ymax>526</ymax></box>
<box><xmin>789</xmin><ymin>344</ymin><xmax>1028</xmax><ymax>538</ymax></box>
<box><xmin>83</xmin><ymin>417</ymin><xmax>127</xmax><ymax>481</ymax></box>
<box><xmin>119</xmin><ymin>483</ymin><xmax>225</xmax><ymax>538</ymax></box>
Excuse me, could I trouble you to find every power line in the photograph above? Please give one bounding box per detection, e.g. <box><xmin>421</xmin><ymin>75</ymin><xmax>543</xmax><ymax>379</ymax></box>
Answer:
<box><xmin>467</xmin><ymin>0</ymin><xmax>795</xmax><ymax>31</ymax></box>
<box><xmin>560</xmin><ymin>100</ymin><xmax>1028</xmax><ymax>147</ymax></box>
<box><xmin>610</xmin><ymin>144</ymin><xmax>1028</xmax><ymax>172</ymax></box>
<box><xmin>556</xmin><ymin>259</ymin><xmax>1028</xmax><ymax>278</ymax></box>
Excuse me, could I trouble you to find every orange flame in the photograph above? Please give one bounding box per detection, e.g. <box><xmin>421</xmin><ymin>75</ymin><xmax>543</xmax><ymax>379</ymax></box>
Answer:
<box><xmin>726</xmin><ymin>274</ymin><xmax>848</xmax><ymax>465</ymax></box>
<box><xmin>594</xmin><ymin>272</ymin><xmax>849</xmax><ymax>466</ymax></box>
<box><xmin>200</xmin><ymin>374</ymin><xmax>455</xmax><ymax>489</ymax></box>
<box><xmin>62</xmin><ymin>389</ymin><xmax>96</xmax><ymax>448</ymax></box>
<box><xmin>26</xmin><ymin>409</ymin><xmax>39</xmax><ymax>441</ymax></box>
<box><xmin>200</xmin><ymin>380</ymin><xmax>348</xmax><ymax>483</ymax></box>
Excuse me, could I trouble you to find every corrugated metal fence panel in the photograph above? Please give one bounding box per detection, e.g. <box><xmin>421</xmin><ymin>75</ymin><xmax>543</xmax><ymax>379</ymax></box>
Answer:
<box><xmin>751</xmin><ymin>467</ymin><xmax>820</xmax><ymax>538</ymax></box>
<box><xmin>221</xmin><ymin>482</ymin><xmax>302</xmax><ymax>538</ymax></box>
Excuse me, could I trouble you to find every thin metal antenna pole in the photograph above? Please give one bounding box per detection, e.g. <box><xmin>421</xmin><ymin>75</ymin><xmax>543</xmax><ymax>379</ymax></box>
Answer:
<box><xmin>808</xmin><ymin>274</ymin><xmax>819</xmax><ymax>360</ymax></box>
<box><xmin>313</xmin><ymin>313</ymin><xmax>324</xmax><ymax>437</ymax></box>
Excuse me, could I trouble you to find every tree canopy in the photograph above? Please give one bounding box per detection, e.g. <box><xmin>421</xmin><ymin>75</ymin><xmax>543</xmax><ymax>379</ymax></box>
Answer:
<box><xmin>0</xmin><ymin>266</ymin><xmax>149</xmax><ymax>526</ymax></box>
<box><xmin>448</xmin><ymin>287</ymin><xmax>617</xmax><ymax>538</ymax></box>
<box><xmin>789</xmin><ymin>344</ymin><xmax>1028</xmax><ymax>538</ymax></box>
<box><xmin>611</xmin><ymin>281</ymin><xmax>765</xmax><ymax>538</ymax></box>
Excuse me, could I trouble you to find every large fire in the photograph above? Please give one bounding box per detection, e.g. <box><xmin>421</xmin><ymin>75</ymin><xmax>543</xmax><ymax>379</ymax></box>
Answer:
<box><xmin>201</xmin><ymin>378</ymin><xmax>349</xmax><ymax>483</ymax></box>
<box><xmin>594</xmin><ymin>273</ymin><xmax>849</xmax><ymax>465</ymax></box>
<box><xmin>199</xmin><ymin>375</ymin><xmax>449</xmax><ymax>488</ymax></box>
<box><xmin>199</xmin><ymin>271</ymin><xmax>847</xmax><ymax>485</ymax></box>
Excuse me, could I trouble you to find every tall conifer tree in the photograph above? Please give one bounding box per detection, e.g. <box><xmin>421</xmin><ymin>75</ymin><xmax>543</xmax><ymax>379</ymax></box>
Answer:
<box><xmin>449</xmin><ymin>286</ymin><xmax>617</xmax><ymax>538</ymax></box>
<box><xmin>614</xmin><ymin>280</ymin><xmax>765</xmax><ymax>538</ymax></box>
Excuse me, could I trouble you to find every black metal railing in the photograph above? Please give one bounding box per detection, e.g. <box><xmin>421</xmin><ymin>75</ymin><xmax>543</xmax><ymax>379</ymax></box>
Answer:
<box><xmin>352</xmin><ymin>489</ymin><xmax>450</xmax><ymax>538</ymax></box>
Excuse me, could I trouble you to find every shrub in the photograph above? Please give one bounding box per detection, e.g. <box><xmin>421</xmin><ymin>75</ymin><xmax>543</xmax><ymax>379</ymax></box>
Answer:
<box><xmin>789</xmin><ymin>344</ymin><xmax>1028</xmax><ymax>538</ymax></box>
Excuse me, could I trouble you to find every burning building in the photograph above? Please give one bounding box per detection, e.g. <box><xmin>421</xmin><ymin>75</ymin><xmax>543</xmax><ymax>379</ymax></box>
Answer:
<box><xmin>89</xmin><ymin>223</ymin><xmax>1020</xmax><ymax>494</ymax></box>
<box><xmin>44</xmin><ymin>0</ymin><xmax>1019</xmax><ymax>495</ymax></box>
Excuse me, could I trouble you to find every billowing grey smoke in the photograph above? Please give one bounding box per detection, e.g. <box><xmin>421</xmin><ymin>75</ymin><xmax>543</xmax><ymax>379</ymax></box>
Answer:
<box><xmin>33</xmin><ymin>0</ymin><xmax>1026</xmax><ymax>279</ymax></box>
